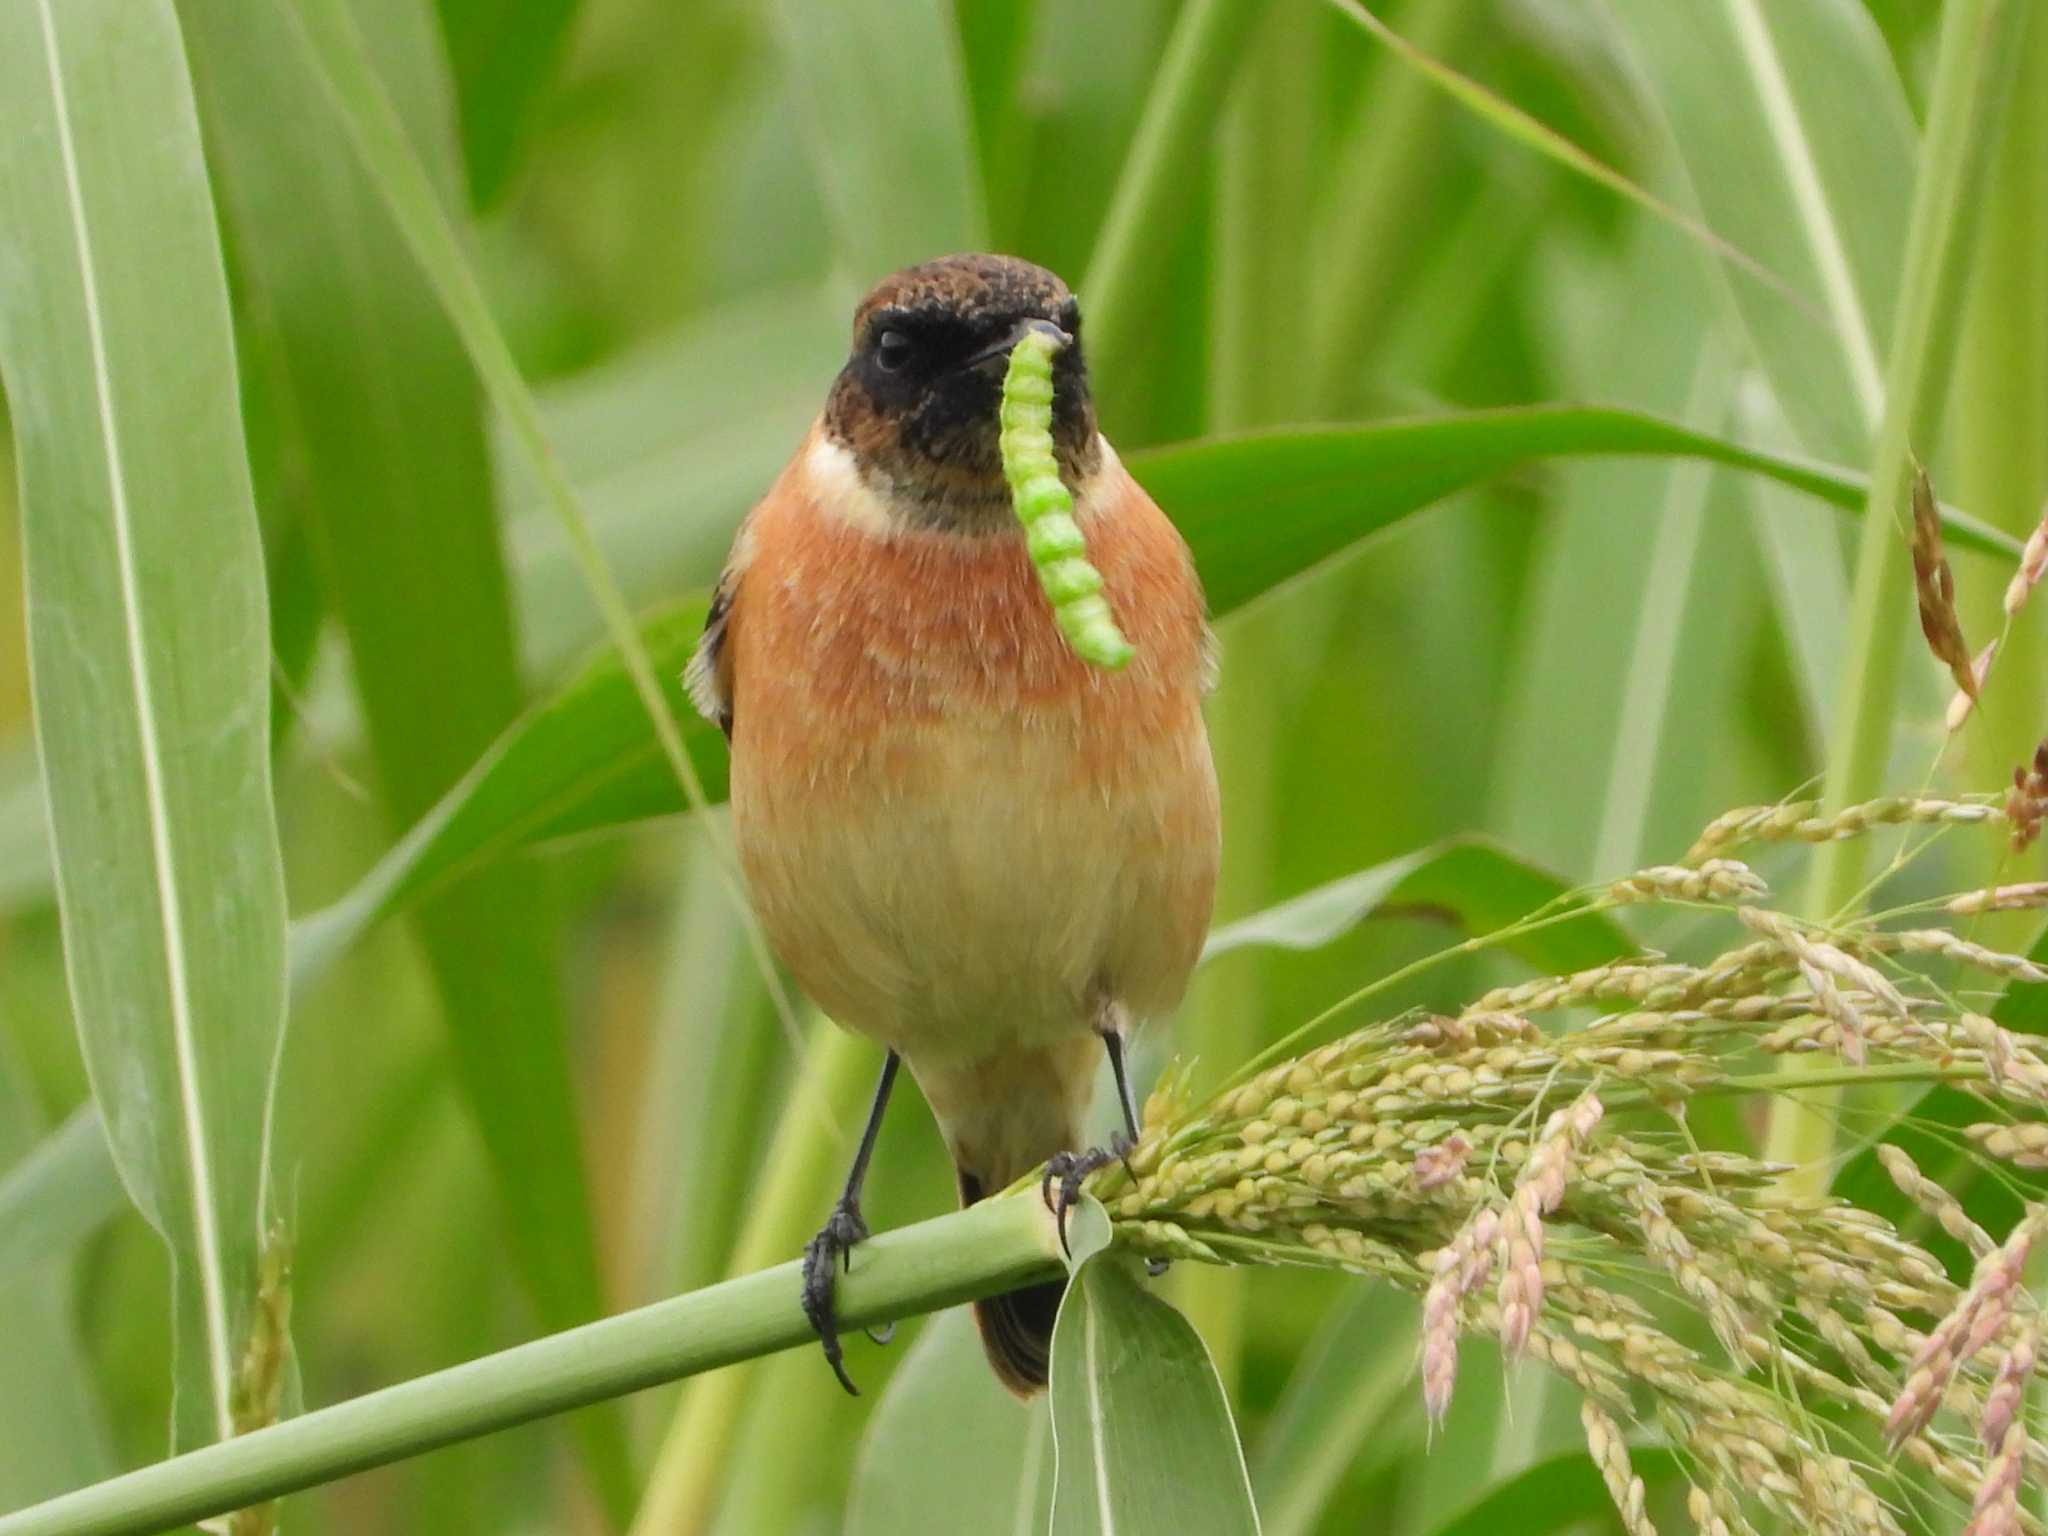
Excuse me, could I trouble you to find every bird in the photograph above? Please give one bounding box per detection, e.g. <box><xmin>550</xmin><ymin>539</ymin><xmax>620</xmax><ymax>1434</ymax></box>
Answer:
<box><xmin>686</xmin><ymin>252</ymin><xmax>1220</xmax><ymax>1395</ymax></box>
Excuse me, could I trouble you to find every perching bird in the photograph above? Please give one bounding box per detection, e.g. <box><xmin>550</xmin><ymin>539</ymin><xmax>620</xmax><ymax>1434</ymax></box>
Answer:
<box><xmin>687</xmin><ymin>253</ymin><xmax>1220</xmax><ymax>1394</ymax></box>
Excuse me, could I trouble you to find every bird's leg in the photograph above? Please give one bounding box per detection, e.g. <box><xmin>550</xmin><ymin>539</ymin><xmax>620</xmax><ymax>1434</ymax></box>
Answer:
<box><xmin>802</xmin><ymin>1049</ymin><xmax>900</xmax><ymax>1395</ymax></box>
<box><xmin>1042</xmin><ymin>1011</ymin><xmax>1152</xmax><ymax>1263</ymax></box>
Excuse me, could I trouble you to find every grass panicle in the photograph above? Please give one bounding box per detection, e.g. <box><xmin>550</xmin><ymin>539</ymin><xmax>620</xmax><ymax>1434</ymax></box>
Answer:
<box><xmin>1084</xmin><ymin>794</ymin><xmax>2048</xmax><ymax>1536</ymax></box>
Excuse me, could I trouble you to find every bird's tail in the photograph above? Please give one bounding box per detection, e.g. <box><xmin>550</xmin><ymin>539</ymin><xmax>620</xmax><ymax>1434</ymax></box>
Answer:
<box><xmin>956</xmin><ymin>1165</ymin><xmax>1064</xmax><ymax>1396</ymax></box>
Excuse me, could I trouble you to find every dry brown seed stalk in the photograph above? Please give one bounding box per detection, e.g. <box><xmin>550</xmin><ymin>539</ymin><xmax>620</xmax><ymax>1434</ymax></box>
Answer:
<box><xmin>1912</xmin><ymin>465</ymin><xmax>1979</xmax><ymax>701</ymax></box>
<box><xmin>1949</xmin><ymin>640</ymin><xmax>2002</xmax><ymax>732</ymax></box>
<box><xmin>2008</xmin><ymin>742</ymin><xmax>2048</xmax><ymax>854</ymax></box>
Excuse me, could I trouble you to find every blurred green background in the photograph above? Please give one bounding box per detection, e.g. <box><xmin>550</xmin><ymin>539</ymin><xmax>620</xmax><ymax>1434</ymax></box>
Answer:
<box><xmin>3</xmin><ymin>0</ymin><xmax>2045</xmax><ymax>1531</ymax></box>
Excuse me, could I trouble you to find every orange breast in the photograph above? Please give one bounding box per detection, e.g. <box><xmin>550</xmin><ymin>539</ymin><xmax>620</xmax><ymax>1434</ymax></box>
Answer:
<box><xmin>723</xmin><ymin>442</ymin><xmax>1220</xmax><ymax>1062</ymax></box>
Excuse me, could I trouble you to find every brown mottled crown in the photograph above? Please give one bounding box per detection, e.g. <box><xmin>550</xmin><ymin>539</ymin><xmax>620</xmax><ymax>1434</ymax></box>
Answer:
<box><xmin>823</xmin><ymin>254</ymin><xmax>1098</xmax><ymax>526</ymax></box>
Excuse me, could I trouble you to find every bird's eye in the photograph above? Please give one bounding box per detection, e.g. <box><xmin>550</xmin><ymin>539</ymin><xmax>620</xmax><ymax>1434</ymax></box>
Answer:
<box><xmin>874</xmin><ymin>329</ymin><xmax>913</xmax><ymax>373</ymax></box>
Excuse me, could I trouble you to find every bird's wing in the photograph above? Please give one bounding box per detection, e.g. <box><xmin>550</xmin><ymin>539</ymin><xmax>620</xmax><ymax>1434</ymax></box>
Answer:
<box><xmin>685</xmin><ymin>520</ymin><xmax>753</xmax><ymax>740</ymax></box>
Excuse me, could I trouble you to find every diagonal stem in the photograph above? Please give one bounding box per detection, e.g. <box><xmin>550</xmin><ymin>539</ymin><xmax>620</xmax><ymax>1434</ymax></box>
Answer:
<box><xmin>0</xmin><ymin>1196</ymin><xmax>1068</xmax><ymax>1536</ymax></box>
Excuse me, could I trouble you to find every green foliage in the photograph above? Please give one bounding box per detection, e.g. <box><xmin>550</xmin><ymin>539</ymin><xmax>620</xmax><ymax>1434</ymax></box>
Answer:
<box><xmin>1049</xmin><ymin>1252</ymin><xmax>1259</xmax><ymax>1535</ymax></box>
<box><xmin>4</xmin><ymin>1</ymin><xmax>2047</xmax><ymax>1532</ymax></box>
<box><xmin>0</xmin><ymin>0</ymin><xmax>289</xmax><ymax>1455</ymax></box>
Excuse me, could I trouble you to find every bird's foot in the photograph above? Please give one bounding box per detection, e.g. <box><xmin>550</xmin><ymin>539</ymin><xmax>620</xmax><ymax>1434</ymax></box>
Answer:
<box><xmin>1040</xmin><ymin>1133</ymin><xmax>1133</xmax><ymax>1258</ymax></box>
<box><xmin>802</xmin><ymin>1199</ymin><xmax>883</xmax><ymax>1395</ymax></box>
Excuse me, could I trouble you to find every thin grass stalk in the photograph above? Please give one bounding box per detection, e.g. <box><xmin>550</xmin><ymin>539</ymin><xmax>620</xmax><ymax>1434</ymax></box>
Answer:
<box><xmin>1767</xmin><ymin>0</ymin><xmax>2029</xmax><ymax>1181</ymax></box>
<box><xmin>1170</xmin><ymin>0</ymin><xmax>1302</xmax><ymax>1392</ymax></box>
<box><xmin>1953</xmin><ymin>10</ymin><xmax>2048</xmax><ymax>882</ymax></box>
<box><xmin>629</xmin><ymin>1021</ymin><xmax>873</xmax><ymax>1536</ymax></box>
<box><xmin>269</xmin><ymin>0</ymin><xmax>800</xmax><ymax>1037</ymax></box>
<box><xmin>1077</xmin><ymin>0</ymin><xmax>1261</xmax><ymax>387</ymax></box>
<box><xmin>1308</xmin><ymin>0</ymin><xmax>1478</xmax><ymax>412</ymax></box>
<box><xmin>0</xmin><ymin>1196</ymin><xmax>1067</xmax><ymax>1536</ymax></box>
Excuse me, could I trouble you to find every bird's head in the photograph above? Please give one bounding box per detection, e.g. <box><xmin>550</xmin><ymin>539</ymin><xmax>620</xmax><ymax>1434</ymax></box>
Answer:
<box><xmin>822</xmin><ymin>254</ymin><xmax>1097</xmax><ymax>525</ymax></box>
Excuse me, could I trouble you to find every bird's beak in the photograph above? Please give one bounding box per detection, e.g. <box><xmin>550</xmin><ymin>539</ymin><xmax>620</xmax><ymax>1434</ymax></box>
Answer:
<box><xmin>963</xmin><ymin>317</ymin><xmax>1072</xmax><ymax>374</ymax></box>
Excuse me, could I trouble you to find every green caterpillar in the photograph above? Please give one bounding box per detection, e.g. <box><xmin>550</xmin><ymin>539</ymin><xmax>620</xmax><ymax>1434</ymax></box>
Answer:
<box><xmin>999</xmin><ymin>327</ymin><xmax>1136</xmax><ymax>671</ymax></box>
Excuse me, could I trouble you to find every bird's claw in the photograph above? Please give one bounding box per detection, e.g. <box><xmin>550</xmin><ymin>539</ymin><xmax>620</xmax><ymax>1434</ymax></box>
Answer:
<box><xmin>1040</xmin><ymin>1132</ymin><xmax>1133</xmax><ymax>1258</ymax></box>
<box><xmin>802</xmin><ymin>1200</ymin><xmax>872</xmax><ymax>1395</ymax></box>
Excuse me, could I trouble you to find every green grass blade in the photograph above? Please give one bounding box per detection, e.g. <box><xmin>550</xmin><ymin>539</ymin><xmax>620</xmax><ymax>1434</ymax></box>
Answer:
<box><xmin>1201</xmin><ymin>836</ymin><xmax>1627</xmax><ymax>970</ymax></box>
<box><xmin>0</xmin><ymin>1105</ymin><xmax>124</xmax><ymax>1282</ymax></box>
<box><xmin>291</xmin><ymin>411</ymin><xmax>1997</xmax><ymax>979</ymax></box>
<box><xmin>177</xmin><ymin>0</ymin><xmax>630</xmax><ymax>1507</ymax></box>
<box><xmin>1251</xmin><ymin>1288</ymin><xmax>1418</xmax><ymax>1536</ymax></box>
<box><xmin>847</xmin><ymin>1309</ymin><xmax>1053</xmax><ymax>1536</ymax></box>
<box><xmin>1774</xmin><ymin>0</ymin><xmax>2033</xmax><ymax>1176</ymax></box>
<box><xmin>1423</xmin><ymin>1446</ymin><xmax>1683</xmax><ymax>1536</ymax></box>
<box><xmin>771</xmin><ymin>0</ymin><xmax>985</xmax><ymax>283</ymax></box>
<box><xmin>289</xmin><ymin>600</ymin><xmax>724</xmax><ymax>985</ymax></box>
<box><xmin>504</xmin><ymin>282</ymin><xmax>841</xmax><ymax>669</ymax></box>
<box><xmin>1135</xmin><ymin>406</ymin><xmax>2015</xmax><ymax>620</ymax></box>
<box><xmin>0</xmin><ymin>1194</ymin><xmax>1069</xmax><ymax>1536</ymax></box>
<box><xmin>270</xmin><ymin>0</ymin><xmax>718</xmax><ymax>867</ymax></box>
<box><xmin>432</xmin><ymin>0</ymin><xmax>582</xmax><ymax>204</ymax></box>
<box><xmin>0</xmin><ymin>750</ymin><xmax>49</xmax><ymax>912</ymax></box>
<box><xmin>0</xmin><ymin>1045</ymin><xmax>113</xmax><ymax>1506</ymax></box>
<box><xmin>1321</xmin><ymin>0</ymin><xmax>1808</xmax><ymax>322</ymax></box>
<box><xmin>1607</xmin><ymin>0</ymin><xmax>1915</xmax><ymax>461</ymax></box>
<box><xmin>0</xmin><ymin>0</ymin><xmax>290</xmax><ymax>1451</ymax></box>
<box><xmin>1048</xmin><ymin>1253</ymin><xmax>1261</xmax><ymax>1535</ymax></box>
<box><xmin>271</xmin><ymin>0</ymin><xmax>803</xmax><ymax>1044</ymax></box>
<box><xmin>1080</xmin><ymin>0</ymin><xmax>1263</xmax><ymax>390</ymax></box>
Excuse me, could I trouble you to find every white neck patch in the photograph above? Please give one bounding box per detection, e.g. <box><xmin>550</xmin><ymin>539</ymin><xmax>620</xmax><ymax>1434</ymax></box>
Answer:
<box><xmin>805</xmin><ymin>430</ymin><xmax>1117</xmax><ymax>534</ymax></box>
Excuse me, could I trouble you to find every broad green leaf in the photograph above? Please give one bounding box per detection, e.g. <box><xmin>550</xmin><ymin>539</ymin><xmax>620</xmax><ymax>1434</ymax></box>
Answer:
<box><xmin>1252</xmin><ymin>1288</ymin><xmax>1419</xmax><ymax>1536</ymax></box>
<box><xmin>0</xmin><ymin>1105</ymin><xmax>125</xmax><ymax>1282</ymax></box>
<box><xmin>506</xmin><ymin>282</ymin><xmax>841</xmax><ymax>670</ymax></box>
<box><xmin>1221</xmin><ymin>835</ymin><xmax>1640</xmax><ymax>1087</ymax></box>
<box><xmin>1497</xmin><ymin>224</ymin><xmax>1763</xmax><ymax>878</ymax></box>
<box><xmin>629</xmin><ymin>847</ymin><xmax>786</xmax><ymax>1305</ymax></box>
<box><xmin>1048</xmin><ymin>1251</ymin><xmax>1260</xmax><ymax>1534</ymax></box>
<box><xmin>273</xmin><ymin>0</ymin><xmax>720</xmax><ymax>877</ymax></box>
<box><xmin>297</xmin><ymin>412</ymin><xmax>2009</xmax><ymax>976</ymax></box>
<box><xmin>1607</xmin><ymin>0</ymin><xmax>1916</xmax><ymax>461</ymax></box>
<box><xmin>1321</xmin><ymin>0</ymin><xmax>1804</xmax><ymax>323</ymax></box>
<box><xmin>1425</xmin><ymin>1444</ymin><xmax>1683</xmax><ymax>1536</ymax></box>
<box><xmin>771</xmin><ymin>0</ymin><xmax>985</xmax><ymax>284</ymax></box>
<box><xmin>0</xmin><ymin>1042</ymin><xmax>112</xmax><ymax>1505</ymax></box>
<box><xmin>0</xmin><ymin>745</ymin><xmax>48</xmax><ymax>911</ymax></box>
<box><xmin>846</xmin><ymin>1309</ymin><xmax>1053</xmax><ymax>1536</ymax></box>
<box><xmin>1201</xmin><ymin>836</ymin><xmax>1628</xmax><ymax>974</ymax></box>
<box><xmin>1078</xmin><ymin>0</ymin><xmax>1263</xmax><ymax>400</ymax></box>
<box><xmin>1131</xmin><ymin>406</ymin><xmax>2016</xmax><ymax>621</ymax></box>
<box><xmin>182</xmin><ymin>0</ymin><xmax>629</xmax><ymax>1504</ymax></box>
<box><xmin>432</xmin><ymin>0</ymin><xmax>582</xmax><ymax>205</ymax></box>
<box><xmin>291</xmin><ymin>600</ymin><xmax>724</xmax><ymax>985</ymax></box>
<box><xmin>0</xmin><ymin>0</ymin><xmax>290</xmax><ymax>1450</ymax></box>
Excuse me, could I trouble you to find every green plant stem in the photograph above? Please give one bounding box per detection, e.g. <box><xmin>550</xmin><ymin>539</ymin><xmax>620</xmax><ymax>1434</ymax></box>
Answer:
<box><xmin>1079</xmin><ymin>0</ymin><xmax>1261</xmax><ymax>387</ymax></box>
<box><xmin>0</xmin><ymin>1195</ymin><xmax>1065</xmax><ymax>1536</ymax></box>
<box><xmin>1767</xmin><ymin>0</ymin><xmax>2028</xmax><ymax>1183</ymax></box>
<box><xmin>629</xmin><ymin>1021</ymin><xmax>874</xmax><ymax>1536</ymax></box>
